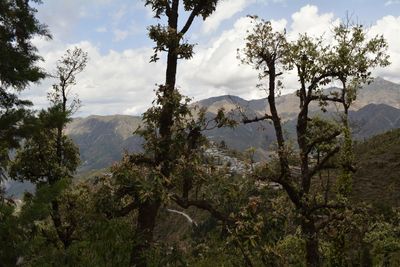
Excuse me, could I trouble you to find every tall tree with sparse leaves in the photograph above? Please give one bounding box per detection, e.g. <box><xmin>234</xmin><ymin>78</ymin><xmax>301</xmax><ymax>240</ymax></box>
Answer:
<box><xmin>10</xmin><ymin>47</ymin><xmax>88</xmax><ymax>250</ymax></box>
<box><xmin>240</xmin><ymin>17</ymin><xmax>389</xmax><ymax>267</ymax></box>
<box><xmin>122</xmin><ymin>1</ymin><xmax>221</xmax><ymax>266</ymax></box>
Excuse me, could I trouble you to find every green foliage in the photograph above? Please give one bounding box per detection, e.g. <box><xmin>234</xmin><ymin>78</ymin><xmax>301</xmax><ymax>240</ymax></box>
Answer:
<box><xmin>13</xmin><ymin>181</ymin><xmax>135</xmax><ymax>266</ymax></box>
<box><xmin>364</xmin><ymin>212</ymin><xmax>400</xmax><ymax>266</ymax></box>
<box><xmin>0</xmin><ymin>0</ymin><xmax>50</xmax><ymax>179</ymax></box>
<box><xmin>1</xmin><ymin>2</ymin><xmax>398</xmax><ymax>266</ymax></box>
<box><xmin>9</xmin><ymin>110</ymin><xmax>80</xmax><ymax>184</ymax></box>
<box><xmin>239</xmin><ymin>15</ymin><xmax>391</xmax><ymax>267</ymax></box>
<box><xmin>49</xmin><ymin>47</ymin><xmax>88</xmax><ymax>115</ymax></box>
<box><xmin>0</xmin><ymin>0</ymin><xmax>50</xmax><ymax>90</ymax></box>
<box><xmin>239</xmin><ymin>17</ymin><xmax>288</xmax><ymax>86</ymax></box>
<box><xmin>0</xmin><ymin>199</ymin><xmax>24</xmax><ymax>266</ymax></box>
<box><xmin>145</xmin><ymin>0</ymin><xmax>219</xmax><ymax>63</ymax></box>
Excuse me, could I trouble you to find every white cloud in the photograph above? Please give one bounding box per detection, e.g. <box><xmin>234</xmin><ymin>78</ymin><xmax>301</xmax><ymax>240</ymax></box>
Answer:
<box><xmin>25</xmin><ymin>4</ymin><xmax>400</xmax><ymax>117</ymax></box>
<box><xmin>24</xmin><ymin>38</ymin><xmax>164</xmax><ymax>116</ymax></box>
<box><xmin>180</xmin><ymin>16</ymin><xmax>290</xmax><ymax>100</ymax></box>
<box><xmin>182</xmin><ymin>17</ymin><xmax>261</xmax><ymax>99</ymax></box>
<box><xmin>369</xmin><ymin>15</ymin><xmax>400</xmax><ymax>83</ymax></box>
<box><xmin>290</xmin><ymin>5</ymin><xmax>340</xmax><ymax>39</ymax></box>
<box><xmin>202</xmin><ymin>0</ymin><xmax>254</xmax><ymax>34</ymax></box>
<box><xmin>385</xmin><ymin>0</ymin><xmax>400</xmax><ymax>6</ymax></box>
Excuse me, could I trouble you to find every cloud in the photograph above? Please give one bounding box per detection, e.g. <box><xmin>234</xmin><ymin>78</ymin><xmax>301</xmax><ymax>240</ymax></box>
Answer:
<box><xmin>369</xmin><ymin>15</ymin><xmax>400</xmax><ymax>83</ymax></box>
<box><xmin>180</xmin><ymin>16</ymin><xmax>290</xmax><ymax>101</ymax></box>
<box><xmin>183</xmin><ymin>17</ymin><xmax>260</xmax><ymax>99</ymax></box>
<box><xmin>202</xmin><ymin>0</ymin><xmax>254</xmax><ymax>34</ymax></box>
<box><xmin>290</xmin><ymin>5</ymin><xmax>340</xmax><ymax>39</ymax></box>
<box><xmin>25</xmin><ymin>4</ymin><xmax>400</xmax><ymax>117</ymax></box>
<box><xmin>24</xmin><ymin>38</ymin><xmax>164</xmax><ymax>116</ymax></box>
<box><xmin>385</xmin><ymin>0</ymin><xmax>400</xmax><ymax>6</ymax></box>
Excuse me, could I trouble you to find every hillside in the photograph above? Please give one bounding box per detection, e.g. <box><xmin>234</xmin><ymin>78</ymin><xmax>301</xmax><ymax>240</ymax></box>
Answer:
<box><xmin>353</xmin><ymin>129</ymin><xmax>400</xmax><ymax>206</ymax></box>
<box><xmin>65</xmin><ymin>115</ymin><xmax>143</xmax><ymax>172</ymax></box>
<box><xmin>61</xmin><ymin>103</ymin><xmax>400</xmax><ymax>173</ymax></box>
<box><xmin>65</xmin><ymin>77</ymin><xmax>400</xmax><ymax>172</ymax></box>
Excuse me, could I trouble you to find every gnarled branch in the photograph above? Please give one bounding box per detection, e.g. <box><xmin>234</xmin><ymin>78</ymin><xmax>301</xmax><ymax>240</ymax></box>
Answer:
<box><xmin>243</xmin><ymin>114</ymin><xmax>273</xmax><ymax>124</ymax></box>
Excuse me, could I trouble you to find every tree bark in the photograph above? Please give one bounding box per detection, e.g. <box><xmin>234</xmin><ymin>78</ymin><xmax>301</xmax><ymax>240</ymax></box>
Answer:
<box><xmin>301</xmin><ymin>218</ymin><xmax>321</xmax><ymax>267</ymax></box>
<box><xmin>130</xmin><ymin>1</ymin><xmax>179</xmax><ymax>265</ymax></box>
<box><xmin>267</xmin><ymin>65</ymin><xmax>289</xmax><ymax>176</ymax></box>
<box><xmin>130</xmin><ymin>200</ymin><xmax>161</xmax><ymax>267</ymax></box>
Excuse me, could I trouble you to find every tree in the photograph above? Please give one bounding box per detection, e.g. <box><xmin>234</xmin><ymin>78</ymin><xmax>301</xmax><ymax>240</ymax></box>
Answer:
<box><xmin>10</xmin><ymin>47</ymin><xmax>88</xmax><ymax>250</ymax></box>
<box><xmin>0</xmin><ymin>0</ymin><xmax>51</xmax><ymax>180</ymax></box>
<box><xmin>103</xmin><ymin>1</ymin><xmax>233</xmax><ymax>266</ymax></box>
<box><xmin>240</xmin><ymin>17</ymin><xmax>389</xmax><ymax>266</ymax></box>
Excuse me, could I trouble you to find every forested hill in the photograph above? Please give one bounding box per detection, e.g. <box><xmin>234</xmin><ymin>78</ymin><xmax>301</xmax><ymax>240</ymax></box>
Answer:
<box><xmin>5</xmin><ymin>79</ymin><xmax>400</xmax><ymax>197</ymax></box>
<box><xmin>66</xmin><ymin>103</ymin><xmax>400</xmax><ymax>172</ymax></box>
<box><xmin>353</xmin><ymin>129</ymin><xmax>400</xmax><ymax>206</ymax></box>
<box><xmin>65</xmin><ymin>76</ymin><xmax>400</xmax><ymax>172</ymax></box>
<box><xmin>65</xmin><ymin>115</ymin><xmax>143</xmax><ymax>173</ymax></box>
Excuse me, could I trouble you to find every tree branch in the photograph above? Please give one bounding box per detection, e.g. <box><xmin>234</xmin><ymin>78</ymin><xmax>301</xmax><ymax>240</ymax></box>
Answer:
<box><xmin>180</xmin><ymin>2</ymin><xmax>204</xmax><ymax>35</ymax></box>
<box><xmin>243</xmin><ymin>114</ymin><xmax>273</xmax><ymax>124</ymax></box>
<box><xmin>129</xmin><ymin>154</ymin><xmax>155</xmax><ymax>166</ymax></box>
<box><xmin>307</xmin><ymin>146</ymin><xmax>340</xmax><ymax>180</ymax></box>
<box><xmin>106</xmin><ymin>201</ymin><xmax>139</xmax><ymax>219</ymax></box>
<box><xmin>310</xmin><ymin>95</ymin><xmax>343</xmax><ymax>103</ymax></box>
<box><xmin>309</xmin><ymin>203</ymin><xmax>345</xmax><ymax>214</ymax></box>
<box><xmin>165</xmin><ymin>0</ymin><xmax>171</xmax><ymax>16</ymax></box>
<box><xmin>306</xmin><ymin>130</ymin><xmax>341</xmax><ymax>155</ymax></box>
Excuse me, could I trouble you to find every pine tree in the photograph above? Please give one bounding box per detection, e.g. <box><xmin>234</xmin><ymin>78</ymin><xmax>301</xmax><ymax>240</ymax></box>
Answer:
<box><xmin>0</xmin><ymin>0</ymin><xmax>51</xmax><ymax>180</ymax></box>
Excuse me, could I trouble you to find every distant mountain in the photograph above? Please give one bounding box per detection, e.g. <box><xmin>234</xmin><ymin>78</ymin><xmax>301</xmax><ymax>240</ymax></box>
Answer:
<box><xmin>64</xmin><ymin>77</ymin><xmax>400</xmax><ymax>171</ymax></box>
<box><xmin>350</xmin><ymin>104</ymin><xmax>400</xmax><ymax>139</ymax></box>
<box><xmin>4</xmin><ymin>77</ymin><xmax>400</xmax><ymax>197</ymax></box>
<box><xmin>195</xmin><ymin>77</ymin><xmax>400</xmax><ymax>121</ymax></box>
<box><xmin>65</xmin><ymin>115</ymin><xmax>143</xmax><ymax>173</ymax></box>
<box><xmin>352</xmin><ymin>77</ymin><xmax>400</xmax><ymax>110</ymax></box>
<box><xmin>60</xmin><ymin>105</ymin><xmax>400</xmax><ymax>176</ymax></box>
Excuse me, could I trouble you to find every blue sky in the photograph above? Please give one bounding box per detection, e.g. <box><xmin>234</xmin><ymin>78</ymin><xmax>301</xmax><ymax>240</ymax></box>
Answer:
<box><xmin>25</xmin><ymin>0</ymin><xmax>400</xmax><ymax>116</ymax></box>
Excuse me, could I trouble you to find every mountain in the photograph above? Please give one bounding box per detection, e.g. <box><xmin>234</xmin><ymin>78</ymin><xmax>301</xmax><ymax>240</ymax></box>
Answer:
<box><xmin>350</xmin><ymin>104</ymin><xmax>400</xmax><ymax>139</ymax></box>
<box><xmin>353</xmin><ymin>129</ymin><xmax>400</xmax><ymax>206</ymax></box>
<box><xmin>60</xmin><ymin>77</ymin><xmax>400</xmax><ymax>170</ymax></box>
<box><xmin>352</xmin><ymin>77</ymin><xmax>400</xmax><ymax>110</ymax></box>
<box><xmin>4</xmin><ymin>78</ymin><xmax>400</xmax><ymax>197</ymax></box>
<box><xmin>65</xmin><ymin>115</ymin><xmax>143</xmax><ymax>173</ymax></box>
<box><xmin>195</xmin><ymin>77</ymin><xmax>400</xmax><ymax>121</ymax></box>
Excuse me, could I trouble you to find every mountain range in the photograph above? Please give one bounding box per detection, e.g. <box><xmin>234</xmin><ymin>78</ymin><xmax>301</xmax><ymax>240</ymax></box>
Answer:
<box><xmin>4</xmin><ymin>77</ymin><xmax>400</xmax><ymax>196</ymax></box>
<box><xmin>67</xmin><ymin>77</ymin><xmax>400</xmax><ymax>172</ymax></box>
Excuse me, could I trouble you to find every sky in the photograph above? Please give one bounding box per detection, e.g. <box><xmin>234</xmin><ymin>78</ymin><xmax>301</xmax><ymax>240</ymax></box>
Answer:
<box><xmin>22</xmin><ymin>0</ymin><xmax>400</xmax><ymax>117</ymax></box>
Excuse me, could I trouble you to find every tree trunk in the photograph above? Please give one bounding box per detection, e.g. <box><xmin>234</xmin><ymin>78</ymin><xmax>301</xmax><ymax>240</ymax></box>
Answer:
<box><xmin>130</xmin><ymin>2</ymin><xmax>179</xmax><ymax>264</ymax></box>
<box><xmin>130</xmin><ymin>200</ymin><xmax>161</xmax><ymax>267</ymax></box>
<box><xmin>301</xmin><ymin>218</ymin><xmax>321</xmax><ymax>267</ymax></box>
<box><xmin>51</xmin><ymin>200</ymin><xmax>72</xmax><ymax>249</ymax></box>
<box><xmin>267</xmin><ymin>66</ymin><xmax>289</xmax><ymax>175</ymax></box>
